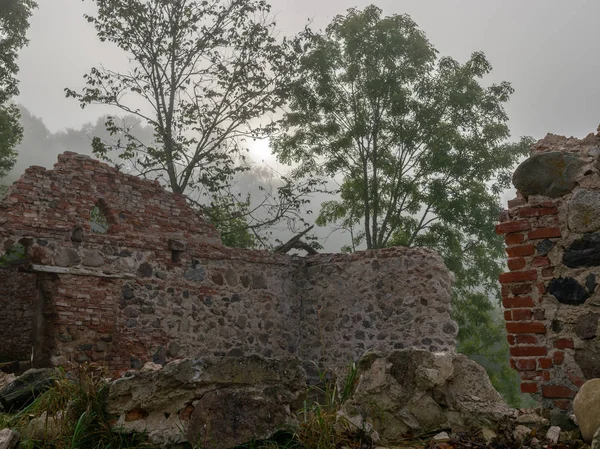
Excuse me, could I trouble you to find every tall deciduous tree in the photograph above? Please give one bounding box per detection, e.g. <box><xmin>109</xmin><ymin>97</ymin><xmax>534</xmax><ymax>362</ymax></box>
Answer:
<box><xmin>67</xmin><ymin>0</ymin><xmax>317</xmax><ymax>246</ymax></box>
<box><xmin>272</xmin><ymin>5</ymin><xmax>532</xmax><ymax>405</ymax></box>
<box><xmin>0</xmin><ymin>0</ymin><xmax>37</xmax><ymax>178</ymax></box>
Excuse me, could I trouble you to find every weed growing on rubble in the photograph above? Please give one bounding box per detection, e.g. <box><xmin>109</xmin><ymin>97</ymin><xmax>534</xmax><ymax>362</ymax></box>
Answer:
<box><xmin>7</xmin><ymin>363</ymin><xmax>152</xmax><ymax>449</ymax></box>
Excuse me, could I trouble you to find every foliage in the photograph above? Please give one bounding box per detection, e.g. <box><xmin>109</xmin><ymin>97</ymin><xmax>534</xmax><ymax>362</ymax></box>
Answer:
<box><xmin>272</xmin><ymin>5</ymin><xmax>531</xmax><ymax>405</ymax></box>
<box><xmin>0</xmin><ymin>242</ymin><xmax>25</xmax><ymax>266</ymax></box>
<box><xmin>8</xmin><ymin>364</ymin><xmax>152</xmax><ymax>449</ymax></box>
<box><xmin>0</xmin><ymin>0</ymin><xmax>37</xmax><ymax>179</ymax></box>
<box><xmin>204</xmin><ymin>193</ymin><xmax>257</xmax><ymax>248</ymax></box>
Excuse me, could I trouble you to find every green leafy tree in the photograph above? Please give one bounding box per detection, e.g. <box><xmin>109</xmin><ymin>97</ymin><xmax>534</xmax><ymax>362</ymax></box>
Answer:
<box><xmin>0</xmin><ymin>0</ymin><xmax>37</xmax><ymax>178</ymax></box>
<box><xmin>67</xmin><ymin>0</ymin><xmax>316</xmax><ymax>246</ymax></box>
<box><xmin>272</xmin><ymin>5</ymin><xmax>531</xmax><ymax>405</ymax></box>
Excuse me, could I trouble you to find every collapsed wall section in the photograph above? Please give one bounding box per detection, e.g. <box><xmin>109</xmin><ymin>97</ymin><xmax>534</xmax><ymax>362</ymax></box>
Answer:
<box><xmin>497</xmin><ymin>130</ymin><xmax>600</xmax><ymax>413</ymax></box>
<box><xmin>0</xmin><ymin>152</ymin><xmax>457</xmax><ymax>374</ymax></box>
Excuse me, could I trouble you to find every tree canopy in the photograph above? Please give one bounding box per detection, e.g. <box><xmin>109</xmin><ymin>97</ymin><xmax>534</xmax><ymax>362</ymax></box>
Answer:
<box><xmin>272</xmin><ymin>5</ymin><xmax>531</xmax><ymax>405</ymax></box>
<box><xmin>0</xmin><ymin>0</ymin><xmax>37</xmax><ymax>178</ymax></box>
<box><xmin>66</xmin><ymin>0</ymin><xmax>320</xmax><ymax>247</ymax></box>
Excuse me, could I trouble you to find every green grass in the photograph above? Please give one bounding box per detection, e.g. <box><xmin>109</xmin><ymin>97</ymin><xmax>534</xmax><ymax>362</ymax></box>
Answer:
<box><xmin>5</xmin><ymin>363</ymin><xmax>153</xmax><ymax>449</ymax></box>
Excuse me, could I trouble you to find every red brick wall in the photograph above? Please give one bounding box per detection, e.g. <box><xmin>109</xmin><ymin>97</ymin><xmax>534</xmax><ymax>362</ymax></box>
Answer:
<box><xmin>498</xmin><ymin>131</ymin><xmax>600</xmax><ymax>413</ymax></box>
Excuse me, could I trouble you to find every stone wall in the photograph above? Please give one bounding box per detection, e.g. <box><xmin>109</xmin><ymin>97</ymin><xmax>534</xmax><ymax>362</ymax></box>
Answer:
<box><xmin>497</xmin><ymin>129</ymin><xmax>600</xmax><ymax>413</ymax></box>
<box><xmin>0</xmin><ymin>152</ymin><xmax>457</xmax><ymax>374</ymax></box>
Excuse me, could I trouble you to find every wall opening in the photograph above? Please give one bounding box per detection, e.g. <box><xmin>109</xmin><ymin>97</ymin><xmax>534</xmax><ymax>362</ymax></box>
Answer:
<box><xmin>90</xmin><ymin>203</ymin><xmax>110</xmax><ymax>234</ymax></box>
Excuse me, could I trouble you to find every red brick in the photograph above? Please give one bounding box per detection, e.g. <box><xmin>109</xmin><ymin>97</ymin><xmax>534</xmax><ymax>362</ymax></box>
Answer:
<box><xmin>499</xmin><ymin>270</ymin><xmax>538</xmax><ymax>284</ymax></box>
<box><xmin>506</xmin><ymin>244</ymin><xmax>535</xmax><ymax>257</ymax></box>
<box><xmin>516</xmin><ymin>335</ymin><xmax>538</xmax><ymax>344</ymax></box>
<box><xmin>538</xmin><ymin>358</ymin><xmax>553</xmax><ymax>369</ymax></box>
<box><xmin>532</xmin><ymin>256</ymin><xmax>550</xmax><ymax>268</ymax></box>
<box><xmin>541</xmin><ymin>267</ymin><xmax>555</xmax><ymax>279</ymax></box>
<box><xmin>496</xmin><ymin>220</ymin><xmax>531</xmax><ymax>235</ymax></box>
<box><xmin>553</xmin><ymin>351</ymin><xmax>565</xmax><ymax>365</ymax></box>
<box><xmin>521</xmin><ymin>382</ymin><xmax>538</xmax><ymax>393</ymax></box>
<box><xmin>520</xmin><ymin>371</ymin><xmax>541</xmax><ymax>380</ymax></box>
<box><xmin>528</xmin><ymin>227</ymin><xmax>561</xmax><ymax>240</ymax></box>
<box><xmin>542</xmin><ymin>385</ymin><xmax>576</xmax><ymax>399</ymax></box>
<box><xmin>512</xmin><ymin>309</ymin><xmax>533</xmax><ymax>321</ymax></box>
<box><xmin>505</xmin><ymin>233</ymin><xmax>526</xmax><ymax>245</ymax></box>
<box><xmin>508</xmin><ymin>257</ymin><xmax>527</xmax><ymax>271</ymax></box>
<box><xmin>513</xmin><ymin>283</ymin><xmax>533</xmax><ymax>295</ymax></box>
<box><xmin>506</xmin><ymin>321</ymin><xmax>545</xmax><ymax>336</ymax></box>
<box><xmin>554</xmin><ymin>338</ymin><xmax>574</xmax><ymax>349</ymax></box>
<box><xmin>542</xmin><ymin>371</ymin><xmax>551</xmax><ymax>381</ymax></box>
<box><xmin>518</xmin><ymin>206</ymin><xmax>559</xmax><ymax>218</ymax></box>
<box><xmin>515</xmin><ymin>358</ymin><xmax>537</xmax><ymax>370</ymax></box>
<box><xmin>510</xmin><ymin>358</ymin><xmax>516</xmax><ymax>369</ymax></box>
<box><xmin>504</xmin><ymin>310</ymin><xmax>512</xmax><ymax>321</ymax></box>
<box><xmin>567</xmin><ymin>372</ymin><xmax>585</xmax><ymax>388</ymax></box>
<box><xmin>507</xmin><ymin>335</ymin><xmax>515</xmax><ymax>345</ymax></box>
<box><xmin>554</xmin><ymin>400</ymin><xmax>571</xmax><ymax>410</ymax></box>
<box><xmin>509</xmin><ymin>345</ymin><xmax>547</xmax><ymax>356</ymax></box>
<box><xmin>503</xmin><ymin>296</ymin><xmax>535</xmax><ymax>309</ymax></box>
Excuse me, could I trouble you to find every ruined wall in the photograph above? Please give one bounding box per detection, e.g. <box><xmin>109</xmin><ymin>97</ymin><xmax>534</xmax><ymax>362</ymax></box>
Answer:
<box><xmin>0</xmin><ymin>152</ymin><xmax>457</xmax><ymax>374</ymax></box>
<box><xmin>497</xmin><ymin>129</ymin><xmax>600</xmax><ymax>413</ymax></box>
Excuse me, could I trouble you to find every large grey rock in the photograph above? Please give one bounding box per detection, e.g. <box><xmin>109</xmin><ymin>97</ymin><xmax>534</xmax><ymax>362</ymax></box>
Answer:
<box><xmin>107</xmin><ymin>356</ymin><xmax>306</xmax><ymax>448</ymax></box>
<box><xmin>569</xmin><ymin>190</ymin><xmax>600</xmax><ymax>233</ymax></box>
<box><xmin>563</xmin><ymin>233</ymin><xmax>600</xmax><ymax>268</ymax></box>
<box><xmin>340</xmin><ymin>350</ymin><xmax>512</xmax><ymax>443</ymax></box>
<box><xmin>513</xmin><ymin>151</ymin><xmax>584</xmax><ymax>198</ymax></box>
<box><xmin>0</xmin><ymin>368</ymin><xmax>57</xmax><ymax>412</ymax></box>
<box><xmin>54</xmin><ymin>247</ymin><xmax>80</xmax><ymax>267</ymax></box>
<box><xmin>574</xmin><ymin>378</ymin><xmax>600</xmax><ymax>442</ymax></box>
<box><xmin>0</xmin><ymin>429</ymin><xmax>19</xmax><ymax>449</ymax></box>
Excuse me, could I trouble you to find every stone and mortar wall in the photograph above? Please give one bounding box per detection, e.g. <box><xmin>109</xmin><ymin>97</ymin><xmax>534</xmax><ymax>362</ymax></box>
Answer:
<box><xmin>497</xmin><ymin>129</ymin><xmax>600</xmax><ymax>413</ymax></box>
<box><xmin>0</xmin><ymin>152</ymin><xmax>457</xmax><ymax>374</ymax></box>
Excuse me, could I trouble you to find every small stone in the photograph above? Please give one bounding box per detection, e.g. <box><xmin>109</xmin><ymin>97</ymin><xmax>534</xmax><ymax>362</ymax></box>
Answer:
<box><xmin>251</xmin><ymin>273</ymin><xmax>267</xmax><ymax>289</ymax></box>
<box><xmin>0</xmin><ymin>428</ymin><xmax>19</xmax><ymax>449</ymax></box>
<box><xmin>564</xmin><ymin>233</ymin><xmax>600</xmax><ymax>268</ymax></box>
<box><xmin>546</xmin><ymin>426</ymin><xmax>561</xmax><ymax>444</ymax></box>
<box><xmin>481</xmin><ymin>427</ymin><xmax>496</xmax><ymax>442</ymax></box>
<box><xmin>513</xmin><ymin>425</ymin><xmax>532</xmax><ymax>443</ymax></box>
<box><xmin>574</xmin><ymin>379</ymin><xmax>600</xmax><ymax>441</ymax></box>
<box><xmin>184</xmin><ymin>266</ymin><xmax>206</xmax><ymax>282</ymax></box>
<box><xmin>548</xmin><ymin>277</ymin><xmax>589</xmax><ymax>305</ymax></box>
<box><xmin>224</xmin><ymin>268</ymin><xmax>238</xmax><ymax>286</ymax></box>
<box><xmin>82</xmin><ymin>250</ymin><xmax>103</xmax><ymax>267</ymax></box>
<box><xmin>140</xmin><ymin>362</ymin><xmax>162</xmax><ymax>373</ymax></box>
<box><xmin>137</xmin><ymin>262</ymin><xmax>153</xmax><ymax>278</ymax></box>
<box><xmin>167</xmin><ymin>342</ymin><xmax>181</xmax><ymax>358</ymax></box>
<box><xmin>512</xmin><ymin>151</ymin><xmax>584</xmax><ymax>197</ymax></box>
<box><xmin>123</xmin><ymin>306</ymin><xmax>139</xmax><ymax>318</ymax></box>
<box><xmin>588</xmin><ymin>274</ymin><xmax>598</xmax><ymax>293</ymax></box>
<box><xmin>71</xmin><ymin>226</ymin><xmax>84</xmax><ymax>243</ymax></box>
<box><xmin>592</xmin><ymin>425</ymin><xmax>600</xmax><ymax>449</ymax></box>
<box><xmin>537</xmin><ymin>239</ymin><xmax>555</xmax><ymax>256</ymax></box>
<box><xmin>569</xmin><ymin>189</ymin><xmax>600</xmax><ymax>233</ymax></box>
<box><xmin>54</xmin><ymin>247</ymin><xmax>81</xmax><ymax>267</ymax></box>
<box><xmin>153</xmin><ymin>346</ymin><xmax>167</xmax><ymax>366</ymax></box>
<box><xmin>575</xmin><ymin>313</ymin><xmax>599</xmax><ymax>340</ymax></box>
<box><xmin>432</xmin><ymin>431</ymin><xmax>450</xmax><ymax>442</ymax></box>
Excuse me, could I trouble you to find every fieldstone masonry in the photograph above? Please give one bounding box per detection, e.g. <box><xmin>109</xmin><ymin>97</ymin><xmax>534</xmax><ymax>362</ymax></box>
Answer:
<box><xmin>497</xmin><ymin>128</ymin><xmax>600</xmax><ymax>414</ymax></box>
<box><xmin>0</xmin><ymin>152</ymin><xmax>457</xmax><ymax>375</ymax></box>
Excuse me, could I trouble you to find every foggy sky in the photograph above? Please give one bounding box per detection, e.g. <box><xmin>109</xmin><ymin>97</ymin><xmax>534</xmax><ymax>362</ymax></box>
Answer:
<box><xmin>9</xmin><ymin>0</ymin><xmax>600</xmax><ymax>251</ymax></box>
<box><xmin>17</xmin><ymin>0</ymin><xmax>600</xmax><ymax>140</ymax></box>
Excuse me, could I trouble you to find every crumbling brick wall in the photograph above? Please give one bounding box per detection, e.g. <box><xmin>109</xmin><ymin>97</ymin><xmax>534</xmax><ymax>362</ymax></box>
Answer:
<box><xmin>497</xmin><ymin>129</ymin><xmax>600</xmax><ymax>414</ymax></box>
<box><xmin>0</xmin><ymin>267</ymin><xmax>37</xmax><ymax>362</ymax></box>
<box><xmin>0</xmin><ymin>152</ymin><xmax>457</xmax><ymax>374</ymax></box>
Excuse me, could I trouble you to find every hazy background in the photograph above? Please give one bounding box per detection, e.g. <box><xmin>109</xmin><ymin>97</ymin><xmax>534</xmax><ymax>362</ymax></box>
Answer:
<box><xmin>6</xmin><ymin>0</ymin><xmax>600</xmax><ymax>249</ymax></box>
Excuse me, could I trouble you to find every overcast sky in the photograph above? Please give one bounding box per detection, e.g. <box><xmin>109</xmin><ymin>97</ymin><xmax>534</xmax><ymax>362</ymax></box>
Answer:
<box><xmin>9</xmin><ymin>0</ymin><xmax>600</xmax><ymax>251</ymax></box>
<box><xmin>16</xmin><ymin>0</ymin><xmax>600</xmax><ymax>143</ymax></box>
